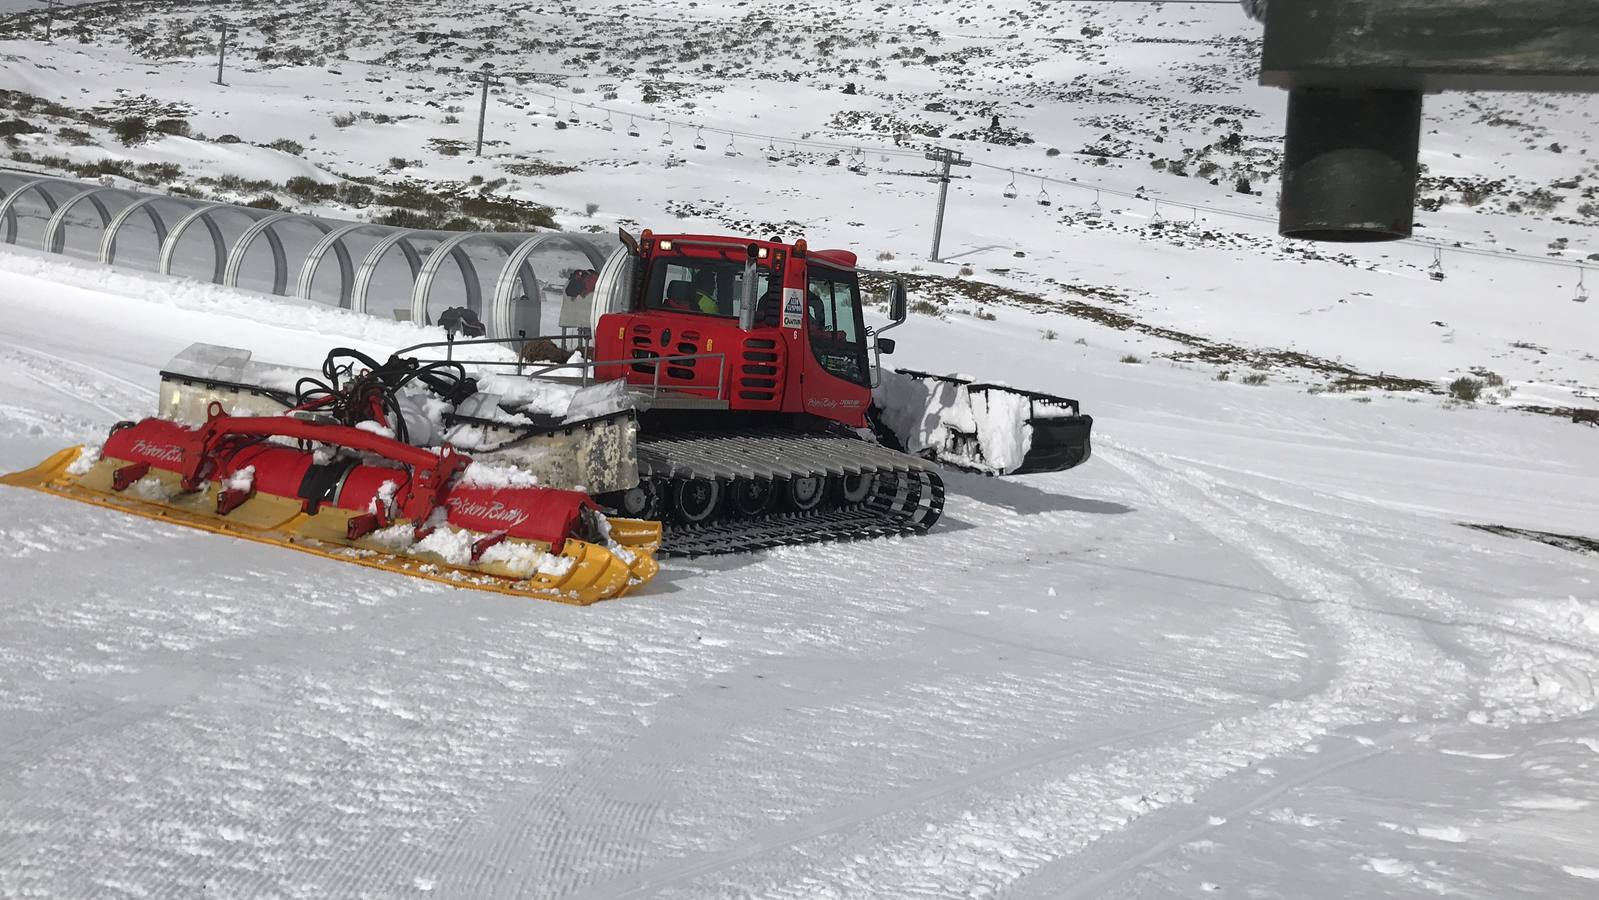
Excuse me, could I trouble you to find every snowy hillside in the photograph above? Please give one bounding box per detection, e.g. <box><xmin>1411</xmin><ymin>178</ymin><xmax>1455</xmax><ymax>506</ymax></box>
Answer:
<box><xmin>2</xmin><ymin>0</ymin><xmax>1598</xmax><ymax>409</ymax></box>
<box><xmin>2</xmin><ymin>2</ymin><xmax>1599</xmax><ymax>898</ymax></box>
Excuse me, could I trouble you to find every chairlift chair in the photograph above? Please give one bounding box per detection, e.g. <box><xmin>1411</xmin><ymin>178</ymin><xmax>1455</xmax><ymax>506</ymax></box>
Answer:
<box><xmin>567</xmin><ymin>102</ymin><xmax>580</xmax><ymax>125</ymax></box>
<box><xmin>603</xmin><ymin>110</ymin><xmax>614</xmax><ymax>132</ymax></box>
<box><xmin>693</xmin><ymin>127</ymin><xmax>707</xmax><ymax>151</ymax></box>
<box><xmin>1086</xmin><ymin>190</ymin><xmax>1103</xmax><ymax>220</ymax></box>
<box><xmin>627</xmin><ymin>116</ymin><xmax>641</xmax><ymax>138</ymax></box>
<box><xmin>848</xmin><ymin>147</ymin><xmax>867</xmax><ymax>175</ymax></box>
<box><xmin>1428</xmin><ymin>248</ymin><xmax>1446</xmax><ymax>282</ymax></box>
<box><xmin>1150</xmin><ymin>202</ymin><xmax>1164</xmax><ymax>227</ymax></box>
<box><xmin>725</xmin><ymin>135</ymin><xmax>739</xmax><ymax>157</ymax></box>
<box><xmin>787</xmin><ymin>143</ymin><xmax>801</xmax><ymax>167</ymax></box>
<box><xmin>662</xmin><ymin>121</ymin><xmax>674</xmax><ymax>146</ymax></box>
<box><xmin>1576</xmin><ymin>269</ymin><xmax>1590</xmax><ymax>303</ymax></box>
<box><xmin>766</xmin><ymin>139</ymin><xmax>781</xmax><ymax>163</ymax></box>
<box><xmin>1003</xmin><ymin>170</ymin><xmax>1018</xmax><ymax>200</ymax></box>
<box><xmin>1036</xmin><ymin>179</ymin><xmax>1052</xmax><ymax>208</ymax></box>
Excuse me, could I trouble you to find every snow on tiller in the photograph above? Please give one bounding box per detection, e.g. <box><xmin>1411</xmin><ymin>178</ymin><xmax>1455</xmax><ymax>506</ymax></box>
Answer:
<box><xmin>1</xmin><ymin>407</ymin><xmax>660</xmax><ymax>605</ymax></box>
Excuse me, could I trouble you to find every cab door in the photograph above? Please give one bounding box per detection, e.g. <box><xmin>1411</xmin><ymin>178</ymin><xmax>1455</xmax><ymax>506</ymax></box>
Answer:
<box><xmin>786</xmin><ymin>264</ymin><xmax>873</xmax><ymax>426</ymax></box>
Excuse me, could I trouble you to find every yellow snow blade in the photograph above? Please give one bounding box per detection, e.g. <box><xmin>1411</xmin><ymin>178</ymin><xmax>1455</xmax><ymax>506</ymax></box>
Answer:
<box><xmin>2</xmin><ymin>446</ymin><xmax>661</xmax><ymax>605</ymax></box>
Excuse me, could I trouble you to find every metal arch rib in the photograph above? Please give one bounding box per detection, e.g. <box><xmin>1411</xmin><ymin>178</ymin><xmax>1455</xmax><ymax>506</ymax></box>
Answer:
<box><xmin>349</xmin><ymin>228</ymin><xmax>425</xmax><ymax>316</ymax></box>
<box><xmin>100</xmin><ymin>194</ymin><xmax>180</xmax><ymax>265</ymax></box>
<box><xmin>223</xmin><ymin>212</ymin><xmax>336</xmax><ymax>295</ymax></box>
<box><xmin>295</xmin><ymin>222</ymin><xmax>371</xmax><ymax>306</ymax></box>
<box><xmin>157</xmin><ymin>203</ymin><xmax>233</xmax><ymax>284</ymax></box>
<box><xmin>41</xmin><ymin>186</ymin><xmax>121</xmax><ymax>255</ymax></box>
<box><xmin>0</xmin><ymin>177</ymin><xmax>74</xmax><ymax>246</ymax></box>
<box><xmin>587</xmin><ymin>246</ymin><xmax>634</xmax><ymax>335</ymax></box>
<box><xmin>490</xmin><ymin>232</ymin><xmax>574</xmax><ymax>338</ymax></box>
<box><xmin>407</xmin><ymin>231</ymin><xmax>526</xmax><ymax>326</ymax></box>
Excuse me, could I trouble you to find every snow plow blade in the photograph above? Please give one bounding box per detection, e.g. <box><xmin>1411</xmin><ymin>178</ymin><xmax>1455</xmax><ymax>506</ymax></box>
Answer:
<box><xmin>1</xmin><ymin>442</ymin><xmax>660</xmax><ymax>606</ymax></box>
<box><xmin>872</xmin><ymin>369</ymin><xmax>1093</xmax><ymax>476</ymax></box>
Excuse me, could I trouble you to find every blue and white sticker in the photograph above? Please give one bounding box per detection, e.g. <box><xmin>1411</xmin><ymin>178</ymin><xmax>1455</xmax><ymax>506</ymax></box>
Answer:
<box><xmin>782</xmin><ymin>288</ymin><xmax>804</xmax><ymax>328</ymax></box>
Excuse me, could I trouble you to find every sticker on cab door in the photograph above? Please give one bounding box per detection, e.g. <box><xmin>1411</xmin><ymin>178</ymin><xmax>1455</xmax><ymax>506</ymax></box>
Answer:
<box><xmin>782</xmin><ymin>288</ymin><xmax>804</xmax><ymax>328</ymax></box>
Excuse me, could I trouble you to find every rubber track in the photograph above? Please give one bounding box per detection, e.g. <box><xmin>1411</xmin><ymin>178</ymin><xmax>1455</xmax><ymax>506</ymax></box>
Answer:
<box><xmin>635</xmin><ymin>432</ymin><xmax>945</xmax><ymax>557</ymax></box>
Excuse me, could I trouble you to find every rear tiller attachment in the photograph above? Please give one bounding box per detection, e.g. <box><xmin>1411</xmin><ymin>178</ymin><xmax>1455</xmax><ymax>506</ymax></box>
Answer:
<box><xmin>1</xmin><ymin>405</ymin><xmax>658</xmax><ymax>604</ymax></box>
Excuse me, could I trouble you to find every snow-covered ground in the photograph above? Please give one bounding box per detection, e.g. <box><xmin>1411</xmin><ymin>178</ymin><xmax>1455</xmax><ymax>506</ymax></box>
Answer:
<box><xmin>3</xmin><ymin>1</ymin><xmax>1599</xmax><ymax>897</ymax></box>
<box><xmin>3</xmin><ymin>243</ymin><xmax>1598</xmax><ymax>899</ymax></box>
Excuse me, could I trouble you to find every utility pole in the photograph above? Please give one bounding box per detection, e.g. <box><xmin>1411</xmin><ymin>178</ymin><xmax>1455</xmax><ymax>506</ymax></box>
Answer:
<box><xmin>30</xmin><ymin>0</ymin><xmax>58</xmax><ymax>44</ymax></box>
<box><xmin>473</xmin><ymin>62</ymin><xmax>498</xmax><ymax>157</ymax></box>
<box><xmin>215</xmin><ymin>22</ymin><xmax>228</xmax><ymax>86</ymax></box>
<box><xmin>924</xmin><ymin>147</ymin><xmax>970</xmax><ymax>263</ymax></box>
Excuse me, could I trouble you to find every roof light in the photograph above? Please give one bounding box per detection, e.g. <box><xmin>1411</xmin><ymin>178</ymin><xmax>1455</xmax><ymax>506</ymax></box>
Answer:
<box><xmin>658</xmin><ymin>240</ymin><xmax>673</xmax><ymax>251</ymax></box>
<box><xmin>757</xmin><ymin>247</ymin><xmax>769</xmax><ymax>259</ymax></box>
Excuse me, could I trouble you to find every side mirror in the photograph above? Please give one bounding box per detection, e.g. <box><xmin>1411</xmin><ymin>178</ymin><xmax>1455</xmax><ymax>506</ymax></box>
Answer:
<box><xmin>888</xmin><ymin>279</ymin><xmax>908</xmax><ymax>323</ymax></box>
<box><xmin>877</xmin><ymin>337</ymin><xmax>896</xmax><ymax>355</ymax></box>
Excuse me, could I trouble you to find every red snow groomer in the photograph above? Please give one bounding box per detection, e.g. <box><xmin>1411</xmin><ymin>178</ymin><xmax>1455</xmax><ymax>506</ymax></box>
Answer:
<box><xmin>1</xmin><ymin>349</ymin><xmax>659</xmax><ymax>604</ymax></box>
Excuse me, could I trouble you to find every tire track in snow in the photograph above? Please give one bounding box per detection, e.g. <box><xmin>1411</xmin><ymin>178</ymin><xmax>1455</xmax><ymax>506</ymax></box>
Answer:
<box><xmin>1158</xmin><ymin>466</ymin><xmax>1599</xmax><ymax>727</ymax></box>
<box><xmin>612</xmin><ymin>442</ymin><xmax>1468</xmax><ymax>899</ymax></box>
<box><xmin>0</xmin><ymin>342</ymin><xmax>155</xmax><ymax>426</ymax></box>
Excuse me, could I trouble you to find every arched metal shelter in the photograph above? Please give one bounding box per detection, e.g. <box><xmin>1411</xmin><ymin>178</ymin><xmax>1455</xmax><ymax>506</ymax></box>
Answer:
<box><xmin>0</xmin><ymin>171</ymin><xmax>621</xmax><ymax>338</ymax></box>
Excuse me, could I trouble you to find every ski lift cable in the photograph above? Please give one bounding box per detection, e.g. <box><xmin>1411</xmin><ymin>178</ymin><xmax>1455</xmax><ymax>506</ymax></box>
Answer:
<box><xmin>501</xmin><ymin>82</ymin><xmax>1596</xmax><ymax>278</ymax></box>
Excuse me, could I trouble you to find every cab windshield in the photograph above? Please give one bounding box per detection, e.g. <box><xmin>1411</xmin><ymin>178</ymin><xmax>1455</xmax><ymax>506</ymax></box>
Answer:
<box><xmin>644</xmin><ymin>256</ymin><xmax>768</xmax><ymax>317</ymax></box>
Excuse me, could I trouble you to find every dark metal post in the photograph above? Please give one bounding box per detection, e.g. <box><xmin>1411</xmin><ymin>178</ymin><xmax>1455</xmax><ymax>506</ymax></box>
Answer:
<box><xmin>1279</xmin><ymin>88</ymin><xmax>1421</xmax><ymax>241</ymax></box>
<box><xmin>1257</xmin><ymin>0</ymin><xmax>1599</xmax><ymax>242</ymax></box>
<box><xmin>475</xmin><ymin>63</ymin><xmax>494</xmax><ymax>157</ymax></box>
<box><xmin>925</xmin><ymin>147</ymin><xmax>970</xmax><ymax>262</ymax></box>
<box><xmin>32</xmin><ymin>0</ymin><xmax>57</xmax><ymax>43</ymax></box>
<box><xmin>215</xmin><ymin>23</ymin><xmax>228</xmax><ymax>86</ymax></box>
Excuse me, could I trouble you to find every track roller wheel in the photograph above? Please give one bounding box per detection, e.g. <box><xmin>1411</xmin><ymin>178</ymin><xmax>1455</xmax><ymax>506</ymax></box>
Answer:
<box><xmin>835</xmin><ymin>471</ymin><xmax>875</xmax><ymax>506</ymax></box>
<box><xmin>672</xmin><ymin>478</ymin><xmax>722</xmax><ymax>524</ymax></box>
<box><xmin>730</xmin><ymin>478</ymin><xmax>775</xmax><ymax>517</ymax></box>
<box><xmin>786</xmin><ymin>474</ymin><xmax>824</xmax><ymax>512</ymax></box>
<box><xmin>612</xmin><ymin>480</ymin><xmax>659</xmax><ymax>518</ymax></box>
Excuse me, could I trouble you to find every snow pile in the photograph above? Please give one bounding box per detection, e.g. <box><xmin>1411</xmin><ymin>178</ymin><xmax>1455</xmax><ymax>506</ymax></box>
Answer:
<box><xmin>65</xmin><ymin>446</ymin><xmax>100</xmax><ymax>476</ymax></box>
<box><xmin>458</xmin><ymin>460</ymin><xmax>539</xmax><ymax>488</ymax></box>
<box><xmin>477</xmin><ymin>371</ymin><xmax>581</xmax><ymax>418</ymax></box>
<box><xmin>873</xmin><ymin>369</ymin><xmax>1032</xmax><ymax>474</ymax></box>
<box><xmin>353</xmin><ymin>419</ymin><xmax>396</xmax><ymax>440</ymax></box>
<box><xmin>368</xmin><ymin>479</ymin><xmax>398</xmax><ymax>516</ymax></box>
<box><xmin>563</xmin><ymin>378</ymin><xmax>637</xmax><ymax>423</ymax></box>
<box><xmin>968</xmin><ymin>386</ymin><xmax>1034</xmax><ymax>474</ymax></box>
<box><xmin>223</xmin><ymin>465</ymin><xmax>255</xmax><ymax>493</ymax></box>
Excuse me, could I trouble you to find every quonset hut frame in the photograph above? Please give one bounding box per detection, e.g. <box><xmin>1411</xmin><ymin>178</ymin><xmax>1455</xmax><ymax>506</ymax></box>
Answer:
<box><xmin>0</xmin><ymin>171</ymin><xmax>617</xmax><ymax>337</ymax></box>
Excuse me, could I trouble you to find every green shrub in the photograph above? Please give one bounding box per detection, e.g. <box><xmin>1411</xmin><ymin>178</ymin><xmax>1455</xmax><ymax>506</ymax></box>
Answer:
<box><xmin>338</xmin><ymin>183</ymin><xmax>375</xmax><ymax>207</ymax></box>
<box><xmin>1241</xmin><ymin>372</ymin><xmax>1268</xmax><ymax>385</ymax></box>
<box><xmin>57</xmin><ymin>126</ymin><xmax>92</xmax><ymax>146</ymax></box>
<box><xmin>1448</xmin><ymin>376</ymin><xmax>1483</xmax><ymax>402</ymax></box>
<box><xmin>268</xmin><ymin>138</ymin><xmax>305</xmax><ymax>155</ymax></box>
<box><xmin>285</xmin><ymin>175</ymin><xmax>335</xmax><ymax>202</ymax></box>
<box><xmin>1120</xmin><ymin>354</ymin><xmax>1141</xmax><ymax>363</ymax></box>
<box><xmin>111</xmin><ymin>117</ymin><xmax>149</xmax><ymax>146</ymax></box>
<box><xmin>153</xmin><ymin>118</ymin><xmax>190</xmax><ymax>137</ymax></box>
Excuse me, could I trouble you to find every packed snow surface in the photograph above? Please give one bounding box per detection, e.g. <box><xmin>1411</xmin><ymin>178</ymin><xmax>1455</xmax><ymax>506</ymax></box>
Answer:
<box><xmin>3</xmin><ymin>221</ymin><xmax>1599</xmax><ymax>900</ymax></box>
<box><xmin>2</xmin><ymin>0</ymin><xmax>1599</xmax><ymax>895</ymax></box>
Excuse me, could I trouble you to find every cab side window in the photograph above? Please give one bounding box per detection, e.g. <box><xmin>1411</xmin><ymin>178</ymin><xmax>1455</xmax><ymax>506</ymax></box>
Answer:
<box><xmin>805</xmin><ymin>274</ymin><xmax>862</xmax><ymax>344</ymax></box>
